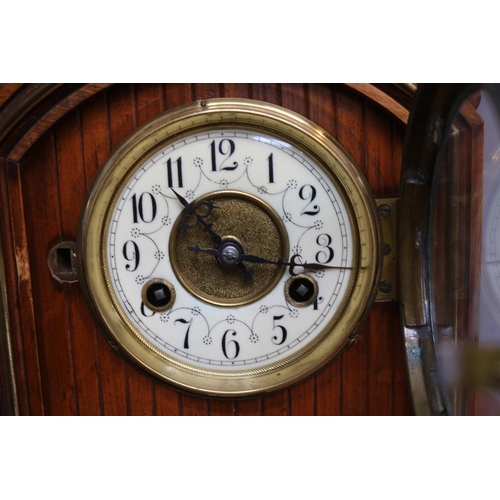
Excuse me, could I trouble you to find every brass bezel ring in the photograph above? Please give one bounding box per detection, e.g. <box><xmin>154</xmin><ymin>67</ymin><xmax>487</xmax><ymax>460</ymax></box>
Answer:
<box><xmin>78</xmin><ymin>98</ymin><xmax>382</xmax><ymax>398</ymax></box>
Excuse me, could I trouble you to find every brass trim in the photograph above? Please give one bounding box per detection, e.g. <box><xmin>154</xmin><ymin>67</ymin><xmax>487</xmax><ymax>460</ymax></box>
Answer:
<box><xmin>375</xmin><ymin>198</ymin><xmax>398</xmax><ymax>301</ymax></box>
<box><xmin>141</xmin><ymin>278</ymin><xmax>176</xmax><ymax>313</ymax></box>
<box><xmin>284</xmin><ymin>274</ymin><xmax>319</xmax><ymax>308</ymax></box>
<box><xmin>78</xmin><ymin>98</ymin><xmax>382</xmax><ymax>397</ymax></box>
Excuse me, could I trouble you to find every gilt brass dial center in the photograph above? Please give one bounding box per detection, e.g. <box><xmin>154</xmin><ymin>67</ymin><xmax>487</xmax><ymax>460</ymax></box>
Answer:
<box><xmin>170</xmin><ymin>190</ymin><xmax>289</xmax><ymax>307</ymax></box>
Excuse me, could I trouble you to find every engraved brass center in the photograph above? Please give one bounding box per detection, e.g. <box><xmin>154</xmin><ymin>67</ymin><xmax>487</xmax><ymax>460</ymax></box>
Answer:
<box><xmin>170</xmin><ymin>190</ymin><xmax>289</xmax><ymax>307</ymax></box>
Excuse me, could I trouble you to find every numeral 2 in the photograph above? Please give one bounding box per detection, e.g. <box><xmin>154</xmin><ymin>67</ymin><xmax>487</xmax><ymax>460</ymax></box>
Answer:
<box><xmin>299</xmin><ymin>185</ymin><xmax>320</xmax><ymax>216</ymax></box>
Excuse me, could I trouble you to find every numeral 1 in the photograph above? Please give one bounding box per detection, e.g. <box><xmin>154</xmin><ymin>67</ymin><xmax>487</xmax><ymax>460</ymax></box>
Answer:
<box><xmin>267</xmin><ymin>153</ymin><xmax>275</xmax><ymax>183</ymax></box>
<box><xmin>167</xmin><ymin>157</ymin><xmax>183</xmax><ymax>187</ymax></box>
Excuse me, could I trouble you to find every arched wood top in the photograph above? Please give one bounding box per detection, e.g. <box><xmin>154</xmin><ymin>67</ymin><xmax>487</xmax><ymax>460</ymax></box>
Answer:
<box><xmin>0</xmin><ymin>83</ymin><xmax>413</xmax><ymax>163</ymax></box>
<box><xmin>0</xmin><ymin>84</ymin><xmax>113</xmax><ymax>161</ymax></box>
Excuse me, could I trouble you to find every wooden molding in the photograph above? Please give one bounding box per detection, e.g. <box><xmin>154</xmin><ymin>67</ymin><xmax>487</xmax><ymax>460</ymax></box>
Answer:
<box><xmin>0</xmin><ymin>83</ymin><xmax>113</xmax><ymax>161</ymax></box>
<box><xmin>346</xmin><ymin>83</ymin><xmax>411</xmax><ymax>125</ymax></box>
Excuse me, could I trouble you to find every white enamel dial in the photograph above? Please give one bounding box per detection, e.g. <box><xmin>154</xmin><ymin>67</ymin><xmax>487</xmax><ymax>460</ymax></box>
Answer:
<box><xmin>108</xmin><ymin>129</ymin><xmax>354</xmax><ymax>369</ymax></box>
<box><xmin>79</xmin><ymin>99</ymin><xmax>381</xmax><ymax>396</ymax></box>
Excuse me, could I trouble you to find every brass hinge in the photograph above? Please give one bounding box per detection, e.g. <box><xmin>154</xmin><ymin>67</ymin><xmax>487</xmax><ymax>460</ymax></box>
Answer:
<box><xmin>375</xmin><ymin>198</ymin><xmax>398</xmax><ymax>301</ymax></box>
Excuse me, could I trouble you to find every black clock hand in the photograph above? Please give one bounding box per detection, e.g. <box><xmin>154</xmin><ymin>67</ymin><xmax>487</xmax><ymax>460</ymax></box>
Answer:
<box><xmin>171</xmin><ymin>189</ymin><xmax>223</xmax><ymax>246</ymax></box>
<box><xmin>188</xmin><ymin>245</ymin><xmax>351</xmax><ymax>276</ymax></box>
<box><xmin>241</xmin><ymin>253</ymin><xmax>352</xmax><ymax>276</ymax></box>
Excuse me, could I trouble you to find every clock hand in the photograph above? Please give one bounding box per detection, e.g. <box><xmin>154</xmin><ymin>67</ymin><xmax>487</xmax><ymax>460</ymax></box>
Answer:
<box><xmin>240</xmin><ymin>253</ymin><xmax>352</xmax><ymax>276</ymax></box>
<box><xmin>188</xmin><ymin>245</ymin><xmax>351</xmax><ymax>277</ymax></box>
<box><xmin>171</xmin><ymin>189</ymin><xmax>223</xmax><ymax>246</ymax></box>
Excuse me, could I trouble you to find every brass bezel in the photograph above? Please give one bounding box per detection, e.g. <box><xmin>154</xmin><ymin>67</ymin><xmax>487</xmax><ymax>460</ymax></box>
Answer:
<box><xmin>78</xmin><ymin>98</ymin><xmax>382</xmax><ymax>398</ymax></box>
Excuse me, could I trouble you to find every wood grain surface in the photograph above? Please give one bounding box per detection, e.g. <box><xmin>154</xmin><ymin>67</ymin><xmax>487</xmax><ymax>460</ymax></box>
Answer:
<box><xmin>1</xmin><ymin>83</ymin><xmax>412</xmax><ymax>415</ymax></box>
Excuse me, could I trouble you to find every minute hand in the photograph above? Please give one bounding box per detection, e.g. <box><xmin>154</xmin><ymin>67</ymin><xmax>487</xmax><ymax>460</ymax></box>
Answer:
<box><xmin>240</xmin><ymin>253</ymin><xmax>352</xmax><ymax>276</ymax></box>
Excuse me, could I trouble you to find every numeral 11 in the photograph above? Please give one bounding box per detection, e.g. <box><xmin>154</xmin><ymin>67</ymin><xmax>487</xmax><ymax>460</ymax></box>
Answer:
<box><xmin>167</xmin><ymin>157</ymin><xmax>183</xmax><ymax>188</ymax></box>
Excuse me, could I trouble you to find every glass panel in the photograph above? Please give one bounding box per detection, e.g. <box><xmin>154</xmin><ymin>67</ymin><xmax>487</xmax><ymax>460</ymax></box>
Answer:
<box><xmin>429</xmin><ymin>89</ymin><xmax>500</xmax><ymax>415</ymax></box>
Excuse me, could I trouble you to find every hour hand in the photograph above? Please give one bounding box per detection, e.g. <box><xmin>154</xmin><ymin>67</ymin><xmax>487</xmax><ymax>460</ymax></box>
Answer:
<box><xmin>171</xmin><ymin>189</ymin><xmax>222</xmax><ymax>246</ymax></box>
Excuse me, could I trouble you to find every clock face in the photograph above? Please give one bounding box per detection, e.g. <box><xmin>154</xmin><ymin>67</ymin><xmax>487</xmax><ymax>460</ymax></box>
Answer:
<box><xmin>79</xmin><ymin>99</ymin><xmax>381</xmax><ymax>396</ymax></box>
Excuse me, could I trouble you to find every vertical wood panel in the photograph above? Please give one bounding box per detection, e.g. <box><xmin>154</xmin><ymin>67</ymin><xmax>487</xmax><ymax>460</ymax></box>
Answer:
<box><xmin>0</xmin><ymin>159</ymin><xmax>44</xmax><ymax>415</ymax></box>
<box><xmin>364</xmin><ymin>103</ymin><xmax>396</xmax><ymax>415</ymax></box>
<box><xmin>55</xmin><ymin>112</ymin><xmax>102</xmax><ymax>415</ymax></box>
<box><xmin>22</xmin><ymin>135</ymin><xmax>77</xmax><ymax>415</ymax></box>
<box><xmin>136</xmin><ymin>84</ymin><xmax>165</xmax><ymax>125</ymax></box>
<box><xmin>164</xmin><ymin>83</ymin><xmax>194</xmax><ymax>110</ymax></box>
<box><xmin>237</xmin><ymin>397</ymin><xmax>262</xmax><ymax>416</ymax></box>
<box><xmin>80</xmin><ymin>89</ymin><xmax>112</xmax><ymax>415</ymax></box>
<box><xmin>262</xmin><ymin>390</ymin><xmax>289</xmax><ymax>416</ymax></box>
<box><xmin>250</xmin><ymin>83</ymin><xmax>280</xmax><ymax>105</ymax></box>
<box><xmin>81</xmin><ymin>90</ymin><xmax>126</xmax><ymax>416</ymax></box>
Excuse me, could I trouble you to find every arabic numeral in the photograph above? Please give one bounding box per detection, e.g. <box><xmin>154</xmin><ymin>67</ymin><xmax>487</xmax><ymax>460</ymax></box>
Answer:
<box><xmin>140</xmin><ymin>302</ymin><xmax>155</xmax><ymax>317</ymax></box>
<box><xmin>175</xmin><ymin>318</ymin><xmax>193</xmax><ymax>349</ymax></box>
<box><xmin>316</xmin><ymin>234</ymin><xmax>334</xmax><ymax>264</ymax></box>
<box><xmin>123</xmin><ymin>240</ymin><xmax>140</xmax><ymax>271</ymax></box>
<box><xmin>167</xmin><ymin>157</ymin><xmax>183</xmax><ymax>187</ymax></box>
<box><xmin>268</xmin><ymin>153</ymin><xmax>275</xmax><ymax>183</ymax></box>
<box><xmin>299</xmin><ymin>184</ymin><xmax>320</xmax><ymax>216</ymax></box>
<box><xmin>271</xmin><ymin>315</ymin><xmax>287</xmax><ymax>345</ymax></box>
<box><xmin>221</xmin><ymin>329</ymin><xmax>240</xmax><ymax>359</ymax></box>
<box><xmin>312</xmin><ymin>296</ymin><xmax>324</xmax><ymax>310</ymax></box>
<box><xmin>131</xmin><ymin>192</ymin><xmax>157</xmax><ymax>223</ymax></box>
<box><xmin>210</xmin><ymin>139</ymin><xmax>238</xmax><ymax>171</ymax></box>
